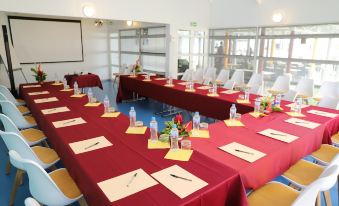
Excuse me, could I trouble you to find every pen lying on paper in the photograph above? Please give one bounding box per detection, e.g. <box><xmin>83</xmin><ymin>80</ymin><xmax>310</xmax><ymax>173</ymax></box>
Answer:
<box><xmin>295</xmin><ymin>121</ymin><xmax>309</xmax><ymax>124</ymax></box>
<box><xmin>126</xmin><ymin>173</ymin><xmax>138</xmax><ymax>187</ymax></box>
<box><xmin>47</xmin><ymin>108</ymin><xmax>57</xmax><ymax>112</ymax></box>
<box><xmin>270</xmin><ymin>132</ymin><xmax>286</xmax><ymax>136</ymax></box>
<box><xmin>235</xmin><ymin>149</ymin><xmax>254</xmax><ymax>155</ymax></box>
<box><xmin>170</xmin><ymin>174</ymin><xmax>192</xmax><ymax>182</ymax></box>
<box><xmin>84</xmin><ymin>142</ymin><xmax>99</xmax><ymax>150</ymax></box>
<box><xmin>63</xmin><ymin>119</ymin><xmax>76</xmax><ymax>125</ymax></box>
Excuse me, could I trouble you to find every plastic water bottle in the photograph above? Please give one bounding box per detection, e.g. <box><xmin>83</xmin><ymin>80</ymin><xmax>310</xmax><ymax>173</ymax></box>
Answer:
<box><xmin>87</xmin><ymin>88</ymin><xmax>93</xmax><ymax>103</ymax></box>
<box><xmin>295</xmin><ymin>97</ymin><xmax>303</xmax><ymax>113</ymax></box>
<box><xmin>193</xmin><ymin>112</ymin><xmax>200</xmax><ymax>131</ymax></box>
<box><xmin>150</xmin><ymin>117</ymin><xmax>158</xmax><ymax>141</ymax></box>
<box><xmin>129</xmin><ymin>107</ymin><xmax>136</xmax><ymax>127</ymax></box>
<box><xmin>170</xmin><ymin>124</ymin><xmax>179</xmax><ymax>150</ymax></box>
<box><xmin>230</xmin><ymin>104</ymin><xmax>237</xmax><ymax>120</ymax></box>
<box><xmin>254</xmin><ymin>98</ymin><xmax>261</xmax><ymax>113</ymax></box>
<box><xmin>212</xmin><ymin>83</ymin><xmax>217</xmax><ymax>94</ymax></box>
<box><xmin>244</xmin><ymin>89</ymin><xmax>250</xmax><ymax>101</ymax></box>
<box><xmin>103</xmin><ymin>95</ymin><xmax>110</xmax><ymax>113</ymax></box>
<box><xmin>62</xmin><ymin>78</ymin><xmax>68</xmax><ymax>89</ymax></box>
<box><xmin>74</xmin><ymin>81</ymin><xmax>79</xmax><ymax>95</ymax></box>
<box><xmin>275</xmin><ymin>94</ymin><xmax>282</xmax><ymax>107</ymax></box>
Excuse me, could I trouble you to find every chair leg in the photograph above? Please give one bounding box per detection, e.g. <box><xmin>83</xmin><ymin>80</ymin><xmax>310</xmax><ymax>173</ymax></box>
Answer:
<box><xmin>18</xmin><ymin>171</ymin><xmax>24</xmax><ymax>186</ymax></box>
<box><xmin>78</xmin><ymin>197</ymin><xmax>88</xmax><ymax>206</ymax></box>
<box><xmin>42</xmin><ymin>140</ymin><xmax>50</xmax><ymax>148</ymax></box>
<box><xmin>324</xmin><ymin>191</ymin><xmax>332</xmax><ymax>206</ymax></box>
<box><xmin>9</xmin><ymin>169</ymin><xmax>23</xmax><ymax>206</ymax></box>
<box><xmin>315</xmin><ymin>193</ymin><xmax>321</xmax><ymax>206</ymax></box>
<box><xmin>5</xmin><ymin>159</ymin><xmax>11</xmax><ymax>175</ymax></box>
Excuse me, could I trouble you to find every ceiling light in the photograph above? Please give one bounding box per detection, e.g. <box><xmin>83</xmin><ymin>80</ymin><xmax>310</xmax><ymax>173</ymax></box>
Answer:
<box><xmin>272</xmin><ymin>10</ymin><xmax>285</xmax><ymax>23</ymax></box>
<box><xmin>126</xmin><ymin>20</ymin><xmax>133</xmax><ymax>26</ymax></box>
<box><xmin>83</xmin><ymin>5</ymin><xmax>95</xmax><ymax>17</ymax></box>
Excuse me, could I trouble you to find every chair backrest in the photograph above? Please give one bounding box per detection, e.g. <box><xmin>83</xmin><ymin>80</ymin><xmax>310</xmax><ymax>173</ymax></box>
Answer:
<box><xmin>25</xmin><ymin>197</ymin><xmax>41</xmax><ymax>206</ymax></box>
<box><xmin>295</xmin><ymin>78</ymin><xmax>314</xmax><ymax>97</ymax></box>
<box><xmin>0</xmin><ymin>92</ymin><xmax>9</xmax><ymax>101</ymax></box>
<box><xmin>0</xmin><ymin>114</ymin><xmax>21</xmax><ymax>136</ymax></box>
<box><xmin>0</xmin><ymin>131</ymin><xmax>42</xmax><ymax>167</ymax></box>
<box><xmin>271</xmin><ymin>75</ymin><xmax>290</xmax><ymax>93</ymax></box>
<box><xmin>247</xmin><ymin>73</ymin><xmax>263</xmax><ymax>87</ymax></box>
<box><xmin>9</xmin><ymin>150</ymin><xmax>25</xmax><ymax>170</ymax></box>
<box><xmin>282</xmin><ymin>90</ymin><xmax>298</xmax><ymax>102</ymax></box>
<box><xmin>203</xmin><ymin>77</ymin><xmax>212</xmax><ymax>85</ymax></box>
<box><xmin>14</xmin><ymin>151</ymin><xmax>72</xmax><ymax>206</ymax></box>
<box><xmin>181</xmin><ymin>69</ymin><xmax>193</xmax><ymax>81</ymax></box>
<box><xmin>216</xmin><ymin>69</ymin><xmax>230</xmax><ymax>84</ymax></box>
<box><xmin>318</xmin><ymin>81</ymin><xmax>339</xmax><ymax>99</ymax></box>
<box><xmin>0</xmin><ymin>100</ymin><xmax>30</xmax><ymax>129</ymax></box>
<box><xmin>292</xmin><ymin>165</ymin><xmax>339</xmax><ymax>206</ymax></box>
<box><xmin>249</xmin><ymin>85</ymin><xmax>261</xmax><ymax>95</ymax></box>
<box><xmin>318</xmin><ymin>97</ymin><xmax>338</xmax><ymax>110</ymax></box>
<box><xmin>0</xmin><ymin>85</ymin><xmax>18</xmax><ymax>105</ymax></box>
<box><xmin>204</xmin><ymin>68</ymin><xmax>216</xmax><ymax>81</ymax></box>
<box><xmin>223</xmin><ymin>80</ymin><xmax>236</xmax><ymax>90</ymax></box>
<box><xmin>192</xmin><ymin>68</ymin><xmax>204</xmax><ymax>83</ymax></box>
<box><xmin>230</xmin><ymin>70</ymin><xmax>244</xmax><ymax>85</ymax></box>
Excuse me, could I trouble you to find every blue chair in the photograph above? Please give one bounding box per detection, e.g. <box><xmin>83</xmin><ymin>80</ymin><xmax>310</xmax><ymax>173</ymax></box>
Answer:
<box><xmin>0</xmin><ymin>92</ymin><xmax>30</xmax><ymax>115</ymax></box>
<box><xmin>0</xmin><ymin>85</ymin><xmax>25</xmax><ymax>106</ymax></box>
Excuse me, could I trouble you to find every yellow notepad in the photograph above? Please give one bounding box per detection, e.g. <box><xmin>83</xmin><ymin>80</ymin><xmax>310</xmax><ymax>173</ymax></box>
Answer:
<box><xmin>236</xmin><ymin>99</ymin><xmax>250</xmax><ymax>104</ymax></box>
<box><xmin>51</xmin><ymin>82</ymin><xmax>63</xmax><ymax>86</ymax></box>
<box><xmin>285</xmin><ymin>112</ymin><xmax>306</xmax><ymax>117</ymax></box>
<box><xmin>101</xmin><ymin>112</ymin><xmax>120</xmax><ymax>118</ymax></box>
<box><xmin>148</xmin><ymin>140</ymin><xmax>170</xmax><ymax>149</ymax></box>
<box><xmin>154</xmin><ymin>78</ymin><xmax>166</xmax><ymax>80</ymax></box>
<box><xmin>125</xmin><ymin>126</ymin><xmax>147</xmax><ymax>134</ymax></box>
<box><xmin>207</xmin><ymin>93</ymin><xmax>219</xmax><ymax>97</ymax></box>
<box><xmin>185</xmin><ymin>89</ymin><xmax>196</xmax><ymax>93</ymax></box>
<box><xmin>224</xmin><ymin>120</ymin><xmax>244</xmax><ymax>127</ymax></box>
<box><xmin>221</xmin><ymin>90</ymin><xmax>239</xmax><ymax>94</ymax></box>
<box><xmin>60</xmin><ymin>88</ymin><xmax>73</xmax><ymax>92</ymax></box>
<box><xmin>84</xmin><ymin>102</ymin><xmax>101</xmax><ymax>107</ymax></box>
<box><xmin>164</xmin><ymin>84</ymin><xmax>175</xmax><ymax>87</ymax></box>
<box><xmin>197</xmin><ymin>86</ymin><xmax>211</xmax><ymax>90</ymax></box>
<box><xmin>189</xmin><ymin>130</ymin><xmax>210</xmax><ymax>138</ymax></box>
<box><xmin>71</xmin><ymin>94</ymin><xmax>86</xmax><ymax>98</ymax></box>
<box><xmin>249</xmin><ymin>112</ymin><xmax>267</xmax><ymax>118</ymax></box>
<box><xmin>128</xmin><ymin>75</ymin><xmax>137</xmax><ymax>78</ymax></box>
<box><xmin>164</xmin><ymin>149</ymin><xmax>193</xmax><ymax>161</ymax></box>
<box><xmin>142</xmin><ymin>79</ymin><xmax>152</xmax><ymax>82</ymax></box>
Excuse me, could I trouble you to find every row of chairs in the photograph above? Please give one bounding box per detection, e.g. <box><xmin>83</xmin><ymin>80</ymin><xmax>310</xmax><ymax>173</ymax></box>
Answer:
<box><xmin>0</xmin><ymin>87</ymin><xmax>86</xmax><ymax>206</ymax></box>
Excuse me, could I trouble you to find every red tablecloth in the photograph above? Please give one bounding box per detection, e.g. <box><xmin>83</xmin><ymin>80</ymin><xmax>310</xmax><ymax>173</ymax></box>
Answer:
<box><xmin>117</xmin><ymin>75</ymin><xmax>257</xmax><ymax>120</ymax></box>
<box><xmin>192</xmin><ymin>102</ymin><xmax>339</xmax><ymax>189</ymax></box>
<box><xmin>19</xmin><ymin>83</ymin><xmax>248</xmax><ymax>206</ymax></box>
<box><xmin>67</xmin><ymin>74</ymin><xmax>103</xmax><ymax>89</ymax></box>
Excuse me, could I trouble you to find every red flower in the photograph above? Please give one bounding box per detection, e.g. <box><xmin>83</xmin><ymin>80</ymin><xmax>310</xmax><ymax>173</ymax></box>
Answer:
<box><xmin>174</xmin><ymin>114</ymin><xmax>183</xmax><ymax>124</ymax></box>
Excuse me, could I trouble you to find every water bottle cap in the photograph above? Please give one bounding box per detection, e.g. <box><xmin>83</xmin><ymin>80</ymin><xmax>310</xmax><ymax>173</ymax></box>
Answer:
<box><xmin>104</xmin><ymin>95</ymin><xmax>108</xmax><ymax>99</ymax></box>
<box><xmin>131</xmin><ymin>106</ymin><xmax>134</xmax><ymax>110</ymax></box>
<box><xmin>232</xmin><ymin>104</ymin><xmax>235</xmax><ymax>107</ymax></box>
<box><xmin>195</xmin><ymin>111</ymin><xmax>199</xmax><ymax>116</ymax></box>
<box><xmin>151</xmin><ymin>117</ymin><xmax>156</xmax><ymax>121</ymax></box>
<box><xmin>172</xmin><ymin>124</ymin><xmax>177</xmax><ymax>128</ymax></box>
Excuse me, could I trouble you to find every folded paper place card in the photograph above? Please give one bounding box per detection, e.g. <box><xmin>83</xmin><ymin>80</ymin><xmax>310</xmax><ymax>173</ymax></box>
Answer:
<box><xmin>71</xmin><ymin>94</ymin><xmax>86</xmax><ymax>98</ymax></box>
<box><xmin>69</xmin><ymin>136</ymin><xmax>112</xmax><ymax>154</ymax></box>
<box><xmin>249</xmin><ymin>112</ymin><xmax>267</xmax><ymax>118</ymax></box>
<box><xmin>237</xmin><ymin>99</ymin><xmax>250</xmax><ymax>104</ymax></box>
<box><xmin>219</xmin><ymin>142</ymin><xmax>266</xmax><ymax>163</ymax></box>
<box><xmin>28</xmin><ymin>91</ymin><xmax>49</xmax><ymax>96</ymax></box>
<box><xmin>197</xmin><ymin>86</ymin><xmax>211</xmax><ymax>90</ymax></box>
<box><xmin>148</xmin><ymin>139</ymin><xmax>170</xmax><ymax>149</ymax></box>
<box><xmin>224</xmin><ymin>120</ymin><xmax>244</xmax><ymax>127</ymax></box>
<box><xmin>164</xmin><ymin>149</ymin><xmax>193</xmax><ymax>161</ymax></box>
<box><xmin>178</xmin><ymin>82</ymin><xmax>189</xmax><ymax>85</ymax></box>
<box><xmin>189</xmin><ymin>130</ymin><xmax>210</xmax><ymax>138</ymax></box>
<box><xmin>258</xmin><ymin>128</ymin><xmax>299</xmax><ymax>143</ymax></box>
<box><xmin>23</xmin><ymin>85</ymin><xmax>41</xmax><ymax>88</ymax></box>
<box><xmin>285</xmin><ymin>118</ymin><xmax>320</xmax><ymax>129</ymax></box>
<box><xmin>142</xmin><ymin>79</ymin><xmax>152</xmax><ymax>82</ymax></box>
<box><xmin>52</xmin><ymin>117</ymin><xmax>86</xmax><ymax>128</ymax></box>
<box><xmin>154</xmin><ymin>77</ymin><xmax>166</xmax><ymax>80</ymax></box>
<box><xmin>285</xmin><ymin>112</ymin><xmax>306</xmax><ymax>117</ymax></box>
<box><xmin>41</xmin><ymin>106</ymin><xmax>70</xmax><ymax>115</ymax></box>
<box><xmin>207</xmin><ymin>93</ymin><xmax>220</xmax><ymax>97</ymax></box>
<box><xmin>128</xmin><ymin>75</ymin><xmax>138</xmax><ymax>78</ymax></box>
<box><xmin>221</xmin><ymin>90</ymin><xmax>239</xmax><ymax>94</ymax></box>
<box><xmin>151</xmin><ymin>165</ymin><xmax>208</xmax><ymax>199</ymax></box>
<box><xmin>51</xmin><ymin>82</ymin><xmax>63</xmax><ymax>86</ymax></box>
<box><xmin>125</xmin><ymin>126</ymin><xmax>147</xmax><ymax>134</ymax></box>
<box><xmin>98</xmin><ymin>168</ymin><xmax>158</xmax><ymax>203</ymax></box>
<box><xmin>60</xmin><ymin>88</ymin><xmax>73</xmax><ymax>92</ymax></box>
<box><xmin>34</xmin><ymin>97</ymin><xmax>58</xmax><ymax>104</ymax></box>
<box><xmin>307</xmin><ymin>110</ymin><xmax>338</xmax><ymax>118</ymax></box>
<box><xmin>285</xmin><ymin>103</ymin><xmax>310</xmax><ymax>109</ymax></box>
<box><xmin>84</xmin><ymin>102</ymin><xmax>101</xmax><ymax>107</ymax></box>
<box><xmin>101</xmin><ymin>112</ymin><xmax>120</xmax><ymax>118</ymax></box>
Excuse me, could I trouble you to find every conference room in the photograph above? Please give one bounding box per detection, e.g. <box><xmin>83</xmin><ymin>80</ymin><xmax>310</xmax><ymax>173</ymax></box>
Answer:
<box><xmin>0</xmin><ymin>0</ymin><xmax>339</xmax><ymax>205</ymax></box>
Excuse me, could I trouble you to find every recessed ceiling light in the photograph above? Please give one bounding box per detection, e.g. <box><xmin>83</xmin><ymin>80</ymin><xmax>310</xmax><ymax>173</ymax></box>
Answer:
<box><xmin>126</xmin><ymin>20</ymin><xmax>133</xmax><ymax>26</ymax></box>
<box><xmin>272</xmin><ymin>10</ymin><xmax>285</xmax><ymax>23</ymax></box>
<box><xmin>83</xmin><ymin>5</ymin><xmax>95</xmax><ymax>17</ymax></box>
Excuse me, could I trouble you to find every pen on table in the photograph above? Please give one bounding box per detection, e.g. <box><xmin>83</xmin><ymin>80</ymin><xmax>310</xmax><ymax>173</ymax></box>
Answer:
<box><xmin>270</xmin><ymin>132</ymin><xmax>286</xmax><ymax>136</ymax></box>
<box><xmin>47</xmin><ymin>108</ymin><xmax>57</xmax><ymax>112</ymax></box>
<box><xmin>84</xmin><ymin>142</ymin><xmax>99</xmax><ymax>150</ymax></box>
<box><xmin>235</xmin><ymin>149</ymin><xmax>254</xmax><ymax>155</ymax></box>
<box><xmin>126</xmin><ymin>173</ymin><xmax>138</xmax><ymax>187</ymax></box>
<box><xmin>295</xmin><ymin>121</ymin><xmax>308</xmax><ymax>124</ymax></box>
<box><xmin>170</xmin><ymin>174</ymin><xmax>192</xmax><ymax>182</ymax></box>
<box><xmin>63</xmin><ymin>119</ymin><xmax>76</xmax><ymax>125</ymax></box>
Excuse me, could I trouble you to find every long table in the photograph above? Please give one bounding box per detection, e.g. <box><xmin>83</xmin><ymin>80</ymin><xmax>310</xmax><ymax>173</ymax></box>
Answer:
<box><xmin>117</xmin><ymin>75</ymin><xmax>257</xmax><ymax>120</ymax></box>
<box><xmin>19</xmin><ymin>83</ymin><xmax>248</xmax><ymax>206</ymax></box>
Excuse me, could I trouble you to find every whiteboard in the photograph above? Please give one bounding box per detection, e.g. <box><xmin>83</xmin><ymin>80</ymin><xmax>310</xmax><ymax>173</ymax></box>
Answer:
<box><xmin>9</xmin><ymin>17</ymin><xmax>83</xmax><ymax>63</ymax></box>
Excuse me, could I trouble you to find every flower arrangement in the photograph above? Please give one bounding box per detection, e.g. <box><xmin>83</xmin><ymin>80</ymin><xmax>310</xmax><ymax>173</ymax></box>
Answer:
<box><xmin>31</xmin><ymin>64</ymin><xmax>47</xmax><ymax>83</ymax></box>
<box><xmin>260</xmin><ymin>96</ymin><xmax>283</xmax><ymax>113</ymax></box>
<box><xmin>132</xmin><ymin>58</ymin><xmax>141</xmax><ymax>73</ymax></box>
<box><xmin>160</xmin><ymin>114</ymin><xmax>190</xmax><ymax>139</ymax></box>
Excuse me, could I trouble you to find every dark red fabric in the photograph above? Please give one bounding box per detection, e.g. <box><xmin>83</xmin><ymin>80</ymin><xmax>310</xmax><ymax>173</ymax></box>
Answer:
<box><xmin>67</xmin><ymin>74</ymin><xmax>103</xmax><ymax>89</ymax></box>
<box><xmin>117</xmin><ymin>75</ymin><xmax>257</xmax><ymax>120</ymax></box>
<box><xmin>64</xmin><ymin>74</ymin><xmax>79</xmax><ymax>85</ymax></box>
<box><xmin>192</xmin><ymin>102</ymin><xmax>339</xmax><ymax>189</ymax></box>
<box><xmin>20</xmin><ymin>83</ymin><xmax>248</xmax><ymax>206</ymax></box>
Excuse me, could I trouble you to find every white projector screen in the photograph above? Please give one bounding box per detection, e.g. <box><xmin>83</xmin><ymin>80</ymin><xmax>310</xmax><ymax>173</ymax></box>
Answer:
<box><xmin>9</xmin><ymin>17</ymin><xmax>83</xmax><ymax>64</ymax></box>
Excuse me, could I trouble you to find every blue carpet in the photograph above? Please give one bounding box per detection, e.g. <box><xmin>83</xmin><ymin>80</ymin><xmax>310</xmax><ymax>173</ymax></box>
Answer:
<box><xmin>0</xmin><ymin>80</ymin><xmax>337</xmax><ymax>205</ymax></box>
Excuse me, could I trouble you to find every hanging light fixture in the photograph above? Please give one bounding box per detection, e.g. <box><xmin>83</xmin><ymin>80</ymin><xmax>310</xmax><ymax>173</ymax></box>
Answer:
<box><xmin>82</xmin><ymin>4</ymin><xmax>95</xmax><ymax>17</ymax></box>
<box><xmin>272</xmin><ymin>10</ymin><xmax>285</xmax><ymax>23</ymax></box>
<box><xmin>126</xmin><ymin>20</ymin><xmax>133</xmax><ymax>26</ymax></box>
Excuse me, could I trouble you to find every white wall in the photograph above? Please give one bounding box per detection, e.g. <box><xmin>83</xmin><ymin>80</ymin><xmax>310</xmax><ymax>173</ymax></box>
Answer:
<box><xmin>210</xmin><ymin>0</ymin><xmax>339</xmax><ymax>28</ymax></box>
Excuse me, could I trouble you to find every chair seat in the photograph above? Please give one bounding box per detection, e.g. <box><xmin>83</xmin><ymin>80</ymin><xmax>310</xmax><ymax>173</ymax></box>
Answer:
<box><xmin>24</xmin><ymin>116</ymin><xmax>37</xmax><ymax>126</ymax></box>
<box><xmin>16</xmin><ymin>98</ymin><xmax>26</xmax><ymax>105</ymax></box>
<box><xmin>312</xmin><ymin>144</ymin><xmax>339</xmax><ymax>164</ymax></box>
<box><xmin>267</xmin><ymin>89</ymin><xmax>285</xmax><ymax>95</ymax></box>
<box><xmin>331</xmin><ymin>133</ymin><xmax>339</xmax><ymax>146</ymax></box>
<box><xmin>17</xmin><ymin>105</ymin><xmax>30</xmax><ymax>115</ymax></box>
<box><xmin>49</xmin><ymin>169</ymin><xmax>82</xmax><ymax>199</ymax></box>
<box><xmin>21</xmin><ymin>128</ymin><xmax>46</xmax><ymax>145</ymax></box>
<box><xmin>248</xmin><ymin>182</ymin><xmax>299</xmax><ymax>206</ymax></box>
<box><xmin>283</xmin><ymin>159</ymin><xmax>324</xmax><ymax>187</ymax></box>
<box><xmin>32</xmin><ymin>146</ymin><xmax>59</xmax><ymax>165</ymax></box>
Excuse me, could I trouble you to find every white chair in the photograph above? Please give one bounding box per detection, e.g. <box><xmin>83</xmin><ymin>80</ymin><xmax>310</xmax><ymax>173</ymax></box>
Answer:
<box><xmin>223</xmin><ymin>80</ymin><xmax>236</xmax><ymax>90</ymax></box>
<box><xmin>247</xmin><ymin>73</ymin><xmax>263</xmax><ymax>87</ymax></box>
<box><xmin>230</xmin><ymin>70</ymin><xmax>244</xmax><ymax>86</ymax></box>
<box><xmin>181</xmin><ymin>69</ymin><xmax>193</xmax><ymax>81</ymax></box>
<box><xmin>295</xmin><ymin>78</ymin><xmax>314</xmax><ymax>98</ymax></box>
<box><xmin>192</xmin><ymin>68</ymin><xmax>204</xmax><ymax>83</ymax></box>
<box><xmin>202</xmin><ymin>77</ymin><xmax>212</xmax><ymax>85</ymax></box>
<box><xmin>25</xmin><ymin>198</ymin><xmax>41</xmax><ymax>206</ymax></box>
<box><xmin>282</xmin><ymin>90</ymin><xmax>298</xmax><ymax>102</ymax></box>
<box><xmin>0</xmin><ymin>92</ymin><xmax>30</xmax><ymax>115</ymax></box>
<box><xmin>317</xmin><ymin>81</ymin><xmax>339</xmax><ymax>99</ymax></box>
<box><xmin>215</xmin><ymin>69</ymin><xmax>230</xmax><ymax>85</ymax></box>
<box><xmin>204</xmin><ymin>68</ymin><xmax>216</xmax><ymax>82</ymax></box>
<box><xmin>0</xmin><ymin>100</ymin><xmax>37</xmax><ymax>129</ymax></box>
<box><xmin>0</xmin><ymin>85</ymin><xmax>25</xmax><ymax>106</ymax></box>
<box><xmin>269</xmin><ymin>75</ymin><xmax>290</xmax><ymax>94</ymax></box>
<box><xmin>249</xmin><ymin>85</ymin><xmax>261</xmax><ymax>95</ymax></box>
<box><xmin>9</xmin><ymin>150</ymin><xmax>86</xmax><ymax>206</ymax></box>
<box><xmin>318</xmin><ymin>97</ymin><xmax>338</xmax><ymax>110</ymax></box>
